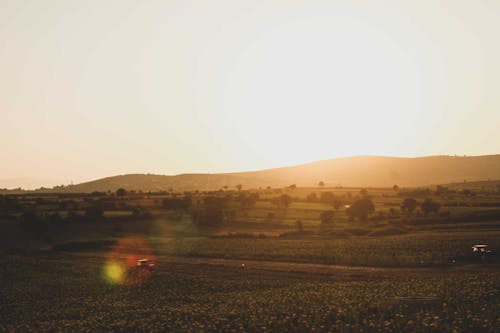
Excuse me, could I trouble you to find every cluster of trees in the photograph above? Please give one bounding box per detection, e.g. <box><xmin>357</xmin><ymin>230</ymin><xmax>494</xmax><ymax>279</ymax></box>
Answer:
<box><xmin>401</xmin><ymin>197</ymin><xmax>441</xmax><ymax>215</ymax></box>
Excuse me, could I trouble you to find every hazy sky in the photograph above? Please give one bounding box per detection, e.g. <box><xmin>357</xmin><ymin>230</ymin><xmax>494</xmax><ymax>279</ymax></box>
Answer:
<box><xmin>1</xmin><ymin>0</ymin><xmax>499</xmax><ymax>188</ymax></box>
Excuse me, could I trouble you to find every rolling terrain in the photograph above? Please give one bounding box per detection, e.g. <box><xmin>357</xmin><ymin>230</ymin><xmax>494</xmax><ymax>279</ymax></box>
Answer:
<box><xmin>36</xmin><ymin>154</ymin><xmax>500</xmax><ymax>192</ymax></box>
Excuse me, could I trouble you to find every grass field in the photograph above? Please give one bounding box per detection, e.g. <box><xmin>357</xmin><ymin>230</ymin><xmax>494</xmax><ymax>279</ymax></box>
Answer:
<box><xmin>1</xmin><ymin>185</ymin><xmax>499</xmax><ymax>331</ymax></box>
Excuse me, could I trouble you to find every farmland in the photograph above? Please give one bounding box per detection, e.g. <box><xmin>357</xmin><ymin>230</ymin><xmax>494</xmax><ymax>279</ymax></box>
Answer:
<box><xmin>1</xmin><ymin>253</ymin><xmax>499</xmax><ymax>332</ymax></box>
<box><xmin>1</xmin><ymin>184</ymin><xmax>500</xmax><ymax>331</ymax></box>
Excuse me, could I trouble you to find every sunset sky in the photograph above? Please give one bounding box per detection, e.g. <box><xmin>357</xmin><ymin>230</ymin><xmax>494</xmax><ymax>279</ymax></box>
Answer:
<box><xmin>1</xmin><ymin>0</ymin><xmax>499</xmax><ymax>188</ymax></box>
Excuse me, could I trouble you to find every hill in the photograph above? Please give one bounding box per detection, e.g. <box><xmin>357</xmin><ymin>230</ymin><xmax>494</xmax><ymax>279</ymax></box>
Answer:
<box><xmin>45</xmin><ymin>154</ymin><xmax>500</xmax><ymax>192</ymax></box>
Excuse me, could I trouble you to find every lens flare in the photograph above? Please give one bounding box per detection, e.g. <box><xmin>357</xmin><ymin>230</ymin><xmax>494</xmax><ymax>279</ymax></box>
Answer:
<box><xmin>103</xmin><ymin>236</ymin><xmax>156</xmax><ymax>286</ymax></box>
<box><xmin>103</xmin><ymin>261</ymin><xmax>125</xmax><ymax>284</ymax></box>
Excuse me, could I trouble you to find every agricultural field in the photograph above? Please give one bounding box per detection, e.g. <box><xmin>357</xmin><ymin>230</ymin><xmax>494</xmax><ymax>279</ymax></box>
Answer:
<box><xmin>1</xmin><ymin>184</ymin><xmax>500</xmax><ymax>331</ymax></box>
<box><xmin>0</xmin><ymin>253</ymin><xmax>499</xmax><ymax>332</ymax></box>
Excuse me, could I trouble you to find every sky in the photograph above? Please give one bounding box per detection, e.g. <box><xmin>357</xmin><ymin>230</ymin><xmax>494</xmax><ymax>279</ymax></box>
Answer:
<box><xmin>1</xmin><ymin>0</ymin><xmax>499</xmax><ymax>188</ymax></box>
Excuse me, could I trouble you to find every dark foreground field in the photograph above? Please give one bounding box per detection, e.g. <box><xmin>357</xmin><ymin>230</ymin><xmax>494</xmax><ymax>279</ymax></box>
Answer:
<box><xmin>1</xmin><ymin>251</ymin><xmax>499</xmax><ymax>332</ymax></box>
<box><xmin>1</xmin><ymin>186</ymin><xmax>500</xmax><ymax>332</ymax></box>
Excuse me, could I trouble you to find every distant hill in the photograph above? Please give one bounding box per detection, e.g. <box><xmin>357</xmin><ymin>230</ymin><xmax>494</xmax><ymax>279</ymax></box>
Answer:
<box><xmin>48</xmin><ymin>154</ymin><xmax>500</xmax><ymax>192</ymax></box>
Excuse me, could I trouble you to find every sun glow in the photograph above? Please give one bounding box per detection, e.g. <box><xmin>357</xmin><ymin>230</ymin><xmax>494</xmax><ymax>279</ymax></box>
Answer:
<box><xmin>0</xmin><ymin>1</ymin><xmax>499</xmax><ymax>186</ymax></box>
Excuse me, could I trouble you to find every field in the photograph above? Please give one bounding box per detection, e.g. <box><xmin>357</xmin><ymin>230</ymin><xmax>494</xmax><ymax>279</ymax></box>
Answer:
<box><xmin>1</xmin><ymin>254</ymin><xmax>499</xmax><ymax>332</ymax></box>
<box><xmin>1</xmin><ymin>184</ymin><xmax>500</xmax><ymax>331</ymax></box>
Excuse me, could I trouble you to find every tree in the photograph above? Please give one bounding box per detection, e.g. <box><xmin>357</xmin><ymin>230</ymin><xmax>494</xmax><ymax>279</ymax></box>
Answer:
<box><xmin>239</xmin><ymin>193</ymin><xmax>258</xmax><ymax>209</ymax></box>
<box><xmin>116</xmin><ymin>188</ymin><xmax>127</xmax><ymax>197</ymax></box>
<box><xmin>318</xmin><ymin>181</ymin><xmax>325</xmax><ymax>187</ymax></box>
<box><xmin>192</xmin><ymin>196</ymin><xmax>230</xmax><ymax>227</ymax></box>
<box><xmin>421</xmin><ymin>198</ymin><xmax>441</xmax><ymax>215</ymax></box>
<box><xmin>435</xmin><ymin>185</ymin><xmax>449</xmax><ymax>197</ymax></box>
<box><xmin>163</xmin><ymin>197</ymin><xmax>192</xmax><ymax>211</ymax></box>
<box><xmin>271</xmin><ymin>194</ymin><xmax>292</xmax><ymax>209</ymax></box>
<box><xmin>320</xmin><ymin>210</ymin><xmax>335</xmax><ymax>224</ymax></box>
<box><xmin>346</xmin><ymin>198</ymin><xmax>375</xmax><ymax>222</ymax></box>
<box><xmin>235</xmin><ymin>184</ymin><xmax>242</xmax><ymax>191</ymax></box>
<box><xmin>392</xmin><ymin>184</ymin><xmax>399</xmax><ymax>192</ymax></box>
<box><xmin>306</xmin><ymin>192</ymin><xmax>318</xmax><ymax>202</ymax></box>
<box><xmin>400</xmin><ymin>198</ymin><xmax>418</xmax><ymax>214</ymax></box>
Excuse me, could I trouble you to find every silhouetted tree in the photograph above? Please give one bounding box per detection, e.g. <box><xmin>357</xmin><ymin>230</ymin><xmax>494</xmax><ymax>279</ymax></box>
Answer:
<box><xmin>116</xmin><ymin>188</ymin><xmax>127</xmax><ymax>197</ymax></box>
<box><xmin>400</xmin><ymin>198</ymin><xmax>418</xmax><ymax>214</ymax></box>
<box><xmin>346</xmin><ymin>198</ymin><xmax>375</xmax><ymax>222</ymax></box>
<box><xmin>271</xmin><ymin>194</ymin><xmax>292</xmax><ymax>209</ymax></box>
<box><xmin>163</xmin><ymin>197</ymin><xmax>192</xmax><ymax>212</ymax></box>
<box><xmin>318</xmin><ymin>181</ymin><xmax>325</xmax><ymax>187</ymax></box>
<box><xmin>239</xmin><ymin>193</ymin><xmax>258</xmax><ymax>209</ymax></box>
<box><xmin>421</xmin><ymin>198</ymin><xmax>441</xmax><ymax>215</ymax></box>
<box><xmin>192</xmin><ymin>196</ymin><xmax>230</xmax><ymax>227</ymax></box>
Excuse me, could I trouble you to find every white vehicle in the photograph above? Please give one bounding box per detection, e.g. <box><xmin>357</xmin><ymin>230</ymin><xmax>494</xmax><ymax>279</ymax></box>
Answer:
<box><xmin>136</xmin><ymin>259</ymin><xmax>155</xmax><ymax>271</ymax></box>
<box><xmin>472</xmin><ymin>244</ymin><xmax>491</xmax><ymax>254</ymax></box>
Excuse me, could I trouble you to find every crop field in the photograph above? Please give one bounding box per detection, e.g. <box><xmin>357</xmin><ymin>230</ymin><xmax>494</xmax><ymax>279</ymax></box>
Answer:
<box><xmin>1</xmin><ymin>184</ymin><xmax>500</xmax><ymax>331</ymax></box>
<box><xmin>0</xmin><ymin>253</ymin><xmax>499</xmax><ymax>332</ymax></box>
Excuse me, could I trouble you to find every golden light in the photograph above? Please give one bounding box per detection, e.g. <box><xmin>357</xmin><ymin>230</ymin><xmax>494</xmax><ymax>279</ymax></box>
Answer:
<box><xmin>103</xmin><ymin>261</ymin><xmax>126</xmax><ymax>285</ymax></box>
<box><xmin>103</xmin><ymin>237</ymin><xmax>156</xmax><ymax>286</ymax></box>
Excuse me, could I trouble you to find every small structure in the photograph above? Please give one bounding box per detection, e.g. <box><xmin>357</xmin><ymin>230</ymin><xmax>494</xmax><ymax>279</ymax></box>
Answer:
<box><xmin>472</xmin><ymin>244</ymin><xmax>491</xmax><ymax>254</ymax></box>
<box><xmin>136</xmin><ymin>259</ymin><xmax>155</xmax><ymax>271</ymax></box>
<box><xmin>472</xmin><ymin>244</ymin><xmax>493</xmax><ymax>261</ymax></box>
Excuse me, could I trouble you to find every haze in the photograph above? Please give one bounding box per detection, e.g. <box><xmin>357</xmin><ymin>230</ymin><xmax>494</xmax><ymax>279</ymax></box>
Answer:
<box><xmin>1</xmin><ymin>0</ymin><xmax>499</xmax><ymax>188</ymax></box>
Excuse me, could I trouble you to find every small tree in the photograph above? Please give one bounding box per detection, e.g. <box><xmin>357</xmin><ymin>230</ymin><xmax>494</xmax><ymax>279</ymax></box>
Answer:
<box><xmin>400</xmin><ymin>198</ymin><xmax>418</xmax><ymax>215</ymax></box>
<box><xmin>116</xmin><ymin>188</ymin><xmax>127</xmax><ymax>197</ymax></box>
<box><xmin>318</xmin><ymin>181</ymin><xmax>325</xmax><ymax>187</ymax></box>
<box><xmin>346</xmin><ymin>198</ymin><xmax>375</xmax><ymax>222</ymax></box>
<box><xmin>421</xmin><ymin>198</ymin><xmax>441</xmax><ymax>215</ymax></box>
<box><xmin>271</xmin><ymin>194</ymin><xmax>292</xmax><ymax>209</ymax></box>
<box><xmin>235</xmin><ymin>184</ymin><xmax>242</xmax><ymax>191</ymax></box>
